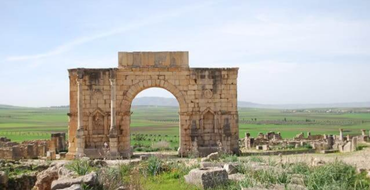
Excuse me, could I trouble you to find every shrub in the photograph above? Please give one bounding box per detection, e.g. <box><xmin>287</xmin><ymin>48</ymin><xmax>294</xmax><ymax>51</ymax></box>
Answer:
<box><xmin>239</xmin><ymin>166</ymin><xmax>288</xmax><ymax>189</ymax></box>
<box><xmin>135</xmin><ymin>147</ymin><xmax>143</xmax><ymax>152</ymax></box>
<box><xmin>96</xmin><ymin>167</ymin><xmax>121</xmax><ymax>190</ymax></box>
<box><xmin>133</xmin><ymin>134</ymin><xmax>146</xmax><ymax>141</ymax></box>
<box><xmin>65</xmin><ymin>159</ymin><xmax>92</xmax><ymax>176</ymax></box>
<box><xmin>93</xmin><ymin>163</ymin><xmax>134</xmax><ymax>190</ymax></box>
<box><xmin>152</xmin><ymin>141</ymin><xmax>171</xmax><ymax>151</ymax></box>
<box><xmin>306</xmin><ymin>161</ymin><xmax>370</xmax><ymax>190</ymax></box>
<box><xmin>249</xmin><ymin>156</ymin><xmax>264</xmax><ymax>163</ymax></box>
<box><xmin>287</xmin><ymin>162</ymin><xmax>310</xmax><ymax>175</ymax></box>
<box><xmin>235</xmin><ymin>163</ymin><xmax>249</xmax><ymax>174</ymax></box>
<box><xmin>220</xmin><ymin>154</ymin><xmax>238</xmax><ymax>162</ymax></box>
<box><xmin>118</xmin><ymin>164</ymin><xmax>133</xmax><ymax>180</ymax></box>
<box><xmin>142</xmin><ymin>156</ymin><xmax>163</xmax><ymax>176</ymax></box>
<box><xmin>356</xmin><ymin>144</ymin><xmax>369</xmax><ymax>151</ymax></box>
<box><xmin>253</xmin><ymin>168</ymin><xmax>288</xmax><ymax>186</ymax></box>
<box><xmin>302</xmin><ymin>144</ymin><xmax>313</xmax><ymax>149</ymax></box>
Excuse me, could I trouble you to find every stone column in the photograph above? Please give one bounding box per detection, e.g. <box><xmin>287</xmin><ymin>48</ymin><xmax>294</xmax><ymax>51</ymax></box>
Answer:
<box><xmin>323</xmin><ymin>134</ymin><xmax>327</xmax><ymax>139</ymax></box>
<box><xmin>109</xmin><ymin>78</ymin><xmax>119</xmax><ymax>157</ymax></box>
<box><xmin>339</xmin><ymin>128</ymin><xmax>343</xmax><ymax>141</ymax></box>
<box><xmin>179</xmin><ymin>112</ymin><xmax>191</xmax><ymax>157</ymax></box>
<box><xmin>75</xmin><ymin>79</ymin><xmax>85</xmax><ymax>157</ymax></box>
<box><xmin>50</xmin><ymin>133</ymin><xmax>58</xmax><ymax>152</ymax></box>
<box><xmin>327</xmin><ymin>135</ymin><xmax>334</xmax><ymax>149</ymax></box>
<box><xmin>351</xmin><ymin>137</ymin><xmax>358</xmax><ymax>152</ymax></box>
<box><xmin>244</xmin><ymin>132</ymin><xmax>251</xmax><ymax>149</ymax></box>
<box><xmin>361</xmin><ymin>129</ymin><xmax>366</xmax><ymax>136</ymax></box>
<box><xmin>61</xmin><ymin>133</ymin><xmax>66</xmax><ymax>151</ymax></box>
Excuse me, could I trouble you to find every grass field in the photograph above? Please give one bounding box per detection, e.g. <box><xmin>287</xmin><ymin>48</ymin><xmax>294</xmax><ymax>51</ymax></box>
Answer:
<box><xmin>1</xmin><ymin>106</ymin><xmax>370</xmax><ymax>149</ymax></box>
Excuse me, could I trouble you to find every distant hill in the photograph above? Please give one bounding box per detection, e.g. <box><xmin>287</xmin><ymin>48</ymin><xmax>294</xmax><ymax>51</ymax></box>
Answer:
<box><xmin>132</xmin><ymin>97</ymin><xmax>179</xmax><ymax>107</ymax></box>
<box><xmin>0</xmin><ymin>104</ymin><xmax>22</xmax><ymax>109</ymax></box>
<box><xmin>1</xmin><ymin>98</ymin><xmax>369</xmax><ymax>109</ymax></box>
<box><xmin>238</xmin><ymin>101</ymin><xmax>370</xmax><ymax>109</ymax></box>
<box><xmin>132</xmin><ymin>97</ymin><xmax>370</xmax><ymax>109</ymax></box>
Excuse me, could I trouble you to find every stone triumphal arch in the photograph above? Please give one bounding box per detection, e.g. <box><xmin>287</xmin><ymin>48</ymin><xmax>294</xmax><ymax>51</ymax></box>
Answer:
<box><xmin>67</xmin><ymin>52</ymin><xmax>239</xmax><ymax>159</ymax></box>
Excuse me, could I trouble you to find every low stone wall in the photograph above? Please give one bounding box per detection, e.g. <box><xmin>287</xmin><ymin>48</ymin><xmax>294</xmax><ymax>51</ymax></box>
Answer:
<box><xmin>241</xmin><ymin>149</ymin><xmax>316</xmax><ymax>156</ymax></box>
<box><xmin>242</xmin><ymin>129</ymin><xmax>368</xmax><ymax>154</ymax></box>
<box><xmin>0</xmin><ymin>135</ymin><xmax>65</xmax><ymax>160</ymax></box>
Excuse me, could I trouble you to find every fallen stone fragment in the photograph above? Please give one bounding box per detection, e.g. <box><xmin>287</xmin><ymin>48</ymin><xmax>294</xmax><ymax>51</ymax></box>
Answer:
<box><xmin>51</xmin><ymin>172</ymin><xmax>97</xmax><ymax>190</ymax></box>
<box><xmin>184</xmin><ymin>167</ymin><xmax>228</xmax><ymax>189</ymax></box>
<box><xmin>223</xmin><ymin>163</ymin><xmax>238</xmax><ymax>174</ymax></box>
<box><xmin>34</xmin><ymin>166</ymin><xmax>58</xmax><ymax>190</ymax></box>
<box><xmin>228</xmin><ymin>173</ymin><xmax>245</xmax><ymax>182</ymax></box>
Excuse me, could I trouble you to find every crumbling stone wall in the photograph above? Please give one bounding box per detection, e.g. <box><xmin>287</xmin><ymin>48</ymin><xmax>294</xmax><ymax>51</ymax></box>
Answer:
<box><xmin>243</xmin><ymin>129</ymin><xmax>367</xmax><ymax>153</ymax></box>
<box><xmin>50</xmin><ymin>133</ymin><xmax>67</xmax><ymax>153</ymax></box>
<box><xmin>0</xmin><ymin>139</ymin><xmax>51</xmax><ymax>160</ymax></box>
<box><xmin>67</xmin><ymin>51</ymin><xmax>239</xmax><ymax>158</ymax></box>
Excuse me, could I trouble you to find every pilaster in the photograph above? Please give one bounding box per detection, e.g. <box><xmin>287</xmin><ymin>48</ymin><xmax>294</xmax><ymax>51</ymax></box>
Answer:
<box><xmin>75</xmin><ymin>78</ymin><xmax>85</xmax><ymax>157</ymax></box>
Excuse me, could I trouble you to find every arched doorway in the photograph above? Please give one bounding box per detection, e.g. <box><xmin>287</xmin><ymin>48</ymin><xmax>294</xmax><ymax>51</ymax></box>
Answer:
<box><xmin>117</xmin><ymin>79</ymin><xmax>188</xmax><ymax>157</ymax></box>
<box><xmin>130</xmin><ymin>88</ymin><xmax>180</xmax><ymax>153</ymax></box>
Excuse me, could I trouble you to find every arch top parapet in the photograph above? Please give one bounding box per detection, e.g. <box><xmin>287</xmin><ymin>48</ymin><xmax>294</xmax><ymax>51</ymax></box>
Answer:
<box><xmin>118</xmin><ymin>51</ymin><xmax>189</xmax><ymax>69</ymax></box>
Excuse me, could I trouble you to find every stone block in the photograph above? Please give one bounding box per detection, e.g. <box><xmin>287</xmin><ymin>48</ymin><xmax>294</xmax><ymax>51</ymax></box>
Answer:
<box><xmin>47</xmin><ymin>151</ymin><xmax>56</xmax><ymax>160</ymax></box>
<box><xmin>262</xmin><ymin>145</ymin><xmax>270</xmax><ymax>151</ymax></box>
<box><xmin>223</xmin><ymin>164</ymin><xmax>238</xmax><ymax>174</ymax></box>
<box><xmin>184</xmin><ymin>168</ymin><xmax>228</xmax><ymax>189</ymax></box>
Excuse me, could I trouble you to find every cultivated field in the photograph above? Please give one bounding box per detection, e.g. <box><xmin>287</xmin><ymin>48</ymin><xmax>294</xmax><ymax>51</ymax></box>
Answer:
<box><xmin>0</xmin><ymin>105</ymin><xmax>370</xmax><ymax>150</ymax></box>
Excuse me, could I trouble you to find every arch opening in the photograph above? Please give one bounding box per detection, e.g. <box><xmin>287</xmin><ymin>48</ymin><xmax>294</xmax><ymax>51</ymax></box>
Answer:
<box><xmin>129</xmin><ymin>87</ymin><xmax>181</xmax><ymax>153</ymax></box>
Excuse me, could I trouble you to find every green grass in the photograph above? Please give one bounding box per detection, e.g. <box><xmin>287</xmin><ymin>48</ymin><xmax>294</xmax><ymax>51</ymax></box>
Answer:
<box><xmin>0</xmin><ymin>107</ymin><xmax>68</xmax><ymax>141</ymax></box>
<box><xmin>0</xmin><ymin>106</ymin><xmax>370</xmax><ymax>145</ymax></box>
<box><xmin>67</xmin><ymin>155</ymin><xmax>370</xmax><ymax>190</ymax></box>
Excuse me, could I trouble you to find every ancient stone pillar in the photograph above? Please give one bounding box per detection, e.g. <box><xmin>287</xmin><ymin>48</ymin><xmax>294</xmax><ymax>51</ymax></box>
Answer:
<box><xmin>361</xmin><ymin>129</ymin><xmax>366</xmax><ymax>136</ymax></box>
<box><xmin>60</xmin><ymin>133</ymin><xmax>66</xmax><ymax>151</ymax></box>
<box><xmin>351</xmin><ymin>137</ymin><xmax>357</xmax><ymax>151</ymax></box>
<box><xmin>323</xmin><ymin>134</ymin><xmax>327</xmax><ymax>139</ymax></box>
<box><xmin>49</xmin><ymin>134</ymin><xmax>57</xmax><ymax>152</ymax></box>
<box><xmin>327</xmin><ymin>135</ymin><xmax>334</xmax><ymax>149</ymax></box>
<box><xmin>339</xmin><ymin>128</ymin><xmax>343</xmax><ymax>141</ymax></box>
<box><xmin>75</xmin><ymin>79</ymin><xmax>85</xmax><ymax>157</ymax></box>
<box><xmin>244</xmin><ymin>132</ymin><xmax>251</xmax><ymax>149</ymax></box>
<box><xmin>245</xmin><ymin>132</ymin><xmax>250</xmax><ymax>138</ymax></box>
<box><xmin>109</xmin><ymin>78</ymin><xmax>119</xmax><ymax>156</ymax></box>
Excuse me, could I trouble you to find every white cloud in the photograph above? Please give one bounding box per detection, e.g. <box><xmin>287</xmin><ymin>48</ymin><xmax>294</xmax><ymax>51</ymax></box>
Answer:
<box><xmin>5</xmin><ymin>0</ymin><xmax>220</xmax><ymax>62</ymax></box>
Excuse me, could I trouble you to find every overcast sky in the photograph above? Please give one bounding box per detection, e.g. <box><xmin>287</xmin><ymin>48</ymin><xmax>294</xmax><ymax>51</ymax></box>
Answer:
<box><xmin>0</xmin><ymin>0</ymin><xmax>369</xmax><ymax>107</ymax></box>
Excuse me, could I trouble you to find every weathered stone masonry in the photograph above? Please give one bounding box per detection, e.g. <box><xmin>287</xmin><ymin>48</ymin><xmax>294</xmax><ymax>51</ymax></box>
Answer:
<box><xmin>67</xmin><ymin>51</ymin><xmax>239</xmax><ymax>159</ymax></box>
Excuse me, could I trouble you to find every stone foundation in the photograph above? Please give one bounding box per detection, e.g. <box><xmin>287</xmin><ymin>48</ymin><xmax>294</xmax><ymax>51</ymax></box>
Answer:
<box><xmin>0</xmin><ymin>133</ymin><xmax>66</xmax><ymax>160</ymax></box>
<box><xmin>242</xmin><ymin>129</ymin><xmax>368</xmax><ymax>153</ymax></box>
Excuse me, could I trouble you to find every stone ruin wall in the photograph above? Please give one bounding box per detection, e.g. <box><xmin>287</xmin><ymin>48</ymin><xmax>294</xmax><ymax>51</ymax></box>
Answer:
<box><xmin>243</xmin><ymin>128</ymin><xmax>370</xmax><ymax>153</ymax></box>
<box><xmin>0</xmin><ymin>133</ymin><xmax>66</xmax><ymax>160</ymax></box>
<box><xmin>0</xmin><ymin>138</ymin><xmax>49</xmax><ymax>160</ymax></box>
<box><xmin>67</xmin><ymin>52</ymin><xmax>239</xmax><ymax>158</ymax></box>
